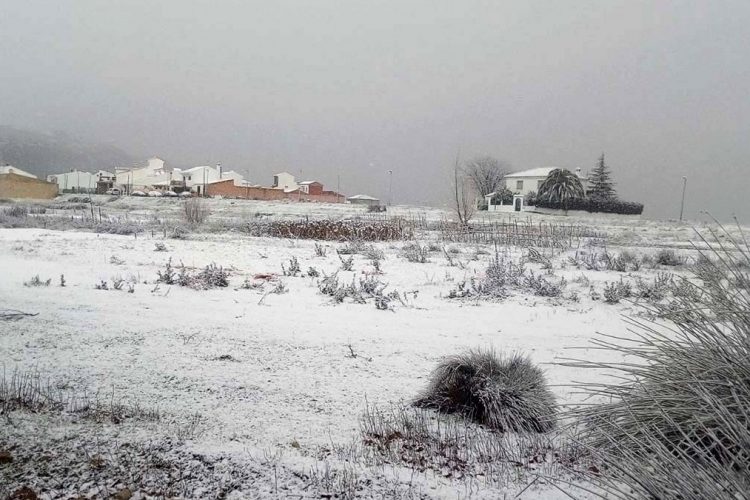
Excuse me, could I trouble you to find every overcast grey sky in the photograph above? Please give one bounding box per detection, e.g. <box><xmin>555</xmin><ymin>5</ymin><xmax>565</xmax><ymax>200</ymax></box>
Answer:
<box><xmin>1</xmin><ymin>1</ymin><xmax>748</xmax><ymax>220</ymax></box>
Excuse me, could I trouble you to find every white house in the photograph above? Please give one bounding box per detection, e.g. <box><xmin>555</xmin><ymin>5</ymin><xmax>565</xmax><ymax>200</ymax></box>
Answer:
<box><xmin>271</xmin><ymin>172</ymin><xmax>298</xmax><ymax>192</ymax></box>
<box><xmin>0</xmin><ymin>166</ymin><xmax>37</xmax><ymax>179</ymax></box>
<box><xmin>115</xmin><ymin>157</ymin><xmax>174</xmax><ymax>193</ymax></box>
<box><xmin>47</xmin><ymin>169</ymin><xmax>114</xmax><ymax>193</ymax></box>
<box><xmin>486</xmin><ymin>167</ymin><xmax>588</xmax><ymax>212</ymax></box>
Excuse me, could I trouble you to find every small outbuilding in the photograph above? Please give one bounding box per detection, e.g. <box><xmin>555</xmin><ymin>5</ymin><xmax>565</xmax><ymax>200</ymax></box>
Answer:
<box><xmin>347</xmin><ymin>194</ymin><xmax>380</xmax><ymax>207</ymax></box>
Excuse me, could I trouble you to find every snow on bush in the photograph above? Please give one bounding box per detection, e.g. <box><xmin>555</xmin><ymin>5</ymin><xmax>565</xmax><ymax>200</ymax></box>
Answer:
<box><xmin>414</xmin><ymin>349</ymin><xmax>557</xmax><ymax>433</ymax></box>
<box><xmin>569</xmin><ymin>228</ymin><xmax>750</xmax><ymax>499</ymax></box>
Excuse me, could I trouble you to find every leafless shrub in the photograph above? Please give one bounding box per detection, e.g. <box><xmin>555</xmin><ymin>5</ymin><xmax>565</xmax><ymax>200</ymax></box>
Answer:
<box><xmin>339</xmin><ymin>255</ymin><xmax>354</xmax><ymax>271</ymax></box>
<box><xmin>401</xmin><ymin>242</ymin><xmax>429</xmax><ymax>263</ymax></box>
<box><xmin>59</xmin><ymin>274</ymin><xmax>66</xmax><ymax>287</ymax></box>
<box><xmin>602</xmin><ymin>278</ymin><xmax>633</xmax><ymax>304</ymax></box>
<box><xmin>448</xmin><ymin>253</ymin><xmax>525</xmax><ymax>300</ymax></box>
<box><xmin>314</xmin><ymin>242</ymin><xmax>327</xmax><ymax>257</ymax></box>
<box><xmin>338</xmin><ymin>240</ymin><xmax>366</xmax><ymax>255</ymax></box>
<box><xmin>523</xmin><ymin>271</ymin><xmax>567</xmax><ymax>297</ymax></box>
<box><xmin>190</xmin><ymin>264</ymin><xmax>229</xmax><ymax>289</ymax></box>
<box><xmin>307</xmin><ymin>266</ymin><xmax>320</xmax><ymax>278</ymax></box>
<box><xmin>282</xmin><ymin>256</ymin><xmax>301</xmax><ymax>277</ymax></box>
<box><xmin>634</xmin><ymin>272</ymin><xmax>673</xmax><ymax>301</ymax></box>
<box><xmin>183</xmin><ymin>197</ymin><xmax>211</xmax><ymax>225</ymax></box>
<box><xmin>655</xmin><ymin>248</ymin><xmax>685</xmax><ymax>266</ymax></box>
<box><xmin>414</xmin><ymin>349</ymin><xmax>557</xmax><ymax>432</ymax></box>
<box><xmin>154</xmin><ymin>242</ymin><xmax>168</xmax><ymax>252</ymax></box>
<box><xmin>270</xmin><ymin>280</ymin><xmax>287</xmax><ymax>295</ymax></box>
<box><xmin>156</xmin><ymin>258</ymin><xmax>177</xmax><ymax>285</ymax></box>
<box><xmin>363</xmin><ymin>245</ymin><xmax>385</xmax><ymax>261</ymax></box>
<box><xmin>24</xmin><ymin>275</ymin><xmax>51</xmax><ymax>287</ymax></box>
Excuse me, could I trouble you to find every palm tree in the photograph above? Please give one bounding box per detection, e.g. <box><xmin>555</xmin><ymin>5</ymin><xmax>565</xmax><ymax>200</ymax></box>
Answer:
<box><xmin>538</xmin><ymin>168</ymin><xmax>585</xmax><ymax>212</ymax></box>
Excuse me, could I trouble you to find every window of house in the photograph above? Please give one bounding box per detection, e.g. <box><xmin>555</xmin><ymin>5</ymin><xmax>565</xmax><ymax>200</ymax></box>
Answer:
<box><xmin>516</xmin><ymin>180</ymin><xmax>523</xmax><ymax>191</ymax></box>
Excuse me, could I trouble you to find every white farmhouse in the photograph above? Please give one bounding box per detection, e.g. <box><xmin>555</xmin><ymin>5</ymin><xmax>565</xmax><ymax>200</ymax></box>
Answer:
<box><xmin>486</xmin><ymin>167</ymin><xmax>587</xmax><ymax>212</ymax></box>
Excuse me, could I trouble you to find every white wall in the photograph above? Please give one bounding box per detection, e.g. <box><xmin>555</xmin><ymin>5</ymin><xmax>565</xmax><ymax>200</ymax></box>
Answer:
<box><xmin>505</xmin><ymin>176</ymin><xmax>546</xmax><ymax>195</ymax></box>
<box><xmin>47</xmin><ymin>170</ymin><xmax>98</xmax><ymax>191</ymax></box>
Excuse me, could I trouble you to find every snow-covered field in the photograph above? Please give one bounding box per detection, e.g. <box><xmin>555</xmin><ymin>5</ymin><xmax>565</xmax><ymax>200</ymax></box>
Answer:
<box><xmin>0</xmin><ymin>197</ymin><xmax>729</xmax><ymax>499</ymax></box>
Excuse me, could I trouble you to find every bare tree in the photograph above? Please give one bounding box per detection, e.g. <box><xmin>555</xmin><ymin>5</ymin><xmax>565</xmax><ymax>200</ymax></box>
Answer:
<box><xmin>464</xmin><ymin>156</ymin><xmax>508</xmax><ymax>198</ymax></box>
<box><xmin>452</xmin><ymin>154</ymin><xmax>475</xmax><ymax>226</ymax></box>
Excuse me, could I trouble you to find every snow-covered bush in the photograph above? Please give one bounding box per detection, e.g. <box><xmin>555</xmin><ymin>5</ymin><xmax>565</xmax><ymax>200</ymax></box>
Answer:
<box><xmin>183</xmin><ymin>197</ymin><xmax>211</xmax><ymax>225</ymax></box>
<box><xmin>655</xmin><ymin>248</ymin><xmax>685</xmax><ymax>266</ymax></box>
<box><xmin>414</xmin><ymin>349</ymin><xmax>557</xmax><ymax>432</ymax></box>
<box><xmin>24</xmin><ymin>275</ymin><xmax>51</xmax><ymax>287</ymax></box>
<box><xmin>570</xmin><ymin>228</ymin><xmax>750</xmax><ymax>499</ymax></box>
<box><xmin>401</xmin><ymin>242</ymin><xmax>429</xmax><ymax>263</ymax></box>
<box><xmin>602</xmin><ymin>279</ymin><xmax>633</xmax><ymax>304</ymax></box>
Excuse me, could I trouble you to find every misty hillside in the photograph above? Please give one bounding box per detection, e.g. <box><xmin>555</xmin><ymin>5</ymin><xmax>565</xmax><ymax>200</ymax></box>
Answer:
<box><xmin>0</xmin><ymin>126</ymin><xmax>135</xmax><ymax>177</ymax></box>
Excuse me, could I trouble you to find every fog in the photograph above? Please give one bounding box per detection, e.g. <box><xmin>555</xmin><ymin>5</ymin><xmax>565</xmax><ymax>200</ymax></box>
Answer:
<box><xmin>1</xmin><ymin>1</ymin><xmax>748</xmax><ymax>220</ymax></box>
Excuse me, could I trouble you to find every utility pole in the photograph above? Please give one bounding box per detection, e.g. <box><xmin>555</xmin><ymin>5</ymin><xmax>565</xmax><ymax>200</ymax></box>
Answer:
<box><xmin>679</xmin><ymin>176</ymin><xmax>687</xmax><ymax>222</ymax></box>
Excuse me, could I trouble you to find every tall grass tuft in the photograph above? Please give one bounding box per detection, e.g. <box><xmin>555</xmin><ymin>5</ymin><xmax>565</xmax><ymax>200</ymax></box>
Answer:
<box><xmin>414</xmin><ymin>349</ymin><xmax>557</xmax><ymax>433</ymax></box>
<box><xmin>566</xmin><ymin>221</ymin><xmax>750</xmax><ymax>500</ymax></box>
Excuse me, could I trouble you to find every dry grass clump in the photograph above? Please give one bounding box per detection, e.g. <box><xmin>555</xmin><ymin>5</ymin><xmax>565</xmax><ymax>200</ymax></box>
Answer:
<box><xmin>414</xmin><ymin>349</ymin><xmax>557</xmax><ymax>433</ymax></box>
<box><xmin>359</xmin><ymin>403</ymin><xmax>569</xmax><ymax>489</ymax></box>
<box><xmin>654</xmin><ymin>247</ymin><xmax>685</xmax><ymax>266</ymax></box>
<box><xmin>183</xmin><ymin>197</ymin><xmax>211</xmax><ymax>225</ymax></box>
<box><xmin>568</xmin><ymin>223</ymin><xmax>750</xmax><ymax>500</ymax></box>
<box><xmin>156</xmin><ymin>258</ymin><xmax>229</xmax><ymax>289</ymax></box>
<box><xmin>401</xmin><ymin>242</ymin><xmax>429</xmax><ymax>263</ymax></box>
<box><xmin>23</xmin><ymin>275</ymin><xmax>51</xmax><ymax>287</ymax></box>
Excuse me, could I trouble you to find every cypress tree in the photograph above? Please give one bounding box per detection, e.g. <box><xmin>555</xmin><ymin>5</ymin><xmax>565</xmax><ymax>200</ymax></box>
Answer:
<box><xmin>587</xmin><ymin>154</ymin><xmax>616</xmax><ymax>200</ymax></box>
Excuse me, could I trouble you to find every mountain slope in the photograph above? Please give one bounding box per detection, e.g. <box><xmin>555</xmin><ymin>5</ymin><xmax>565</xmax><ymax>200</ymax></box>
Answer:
<box><xmin>0</xmin><ymin>126</ymin><xmax>136</xmax><ymax>177</ymax></box>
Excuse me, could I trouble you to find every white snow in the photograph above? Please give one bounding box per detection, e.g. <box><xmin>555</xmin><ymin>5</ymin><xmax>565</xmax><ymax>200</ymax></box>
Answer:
<box><xmin>0</xmin><ymin>199</ymin><xmax>731</xmax><ymax>498</ymax></box>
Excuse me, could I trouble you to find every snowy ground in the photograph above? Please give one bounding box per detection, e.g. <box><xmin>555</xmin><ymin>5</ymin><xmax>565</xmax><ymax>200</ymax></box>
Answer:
<box><xmin>0</xmin><ymin>198</ymin><xmax>729</xmax><ymax>499</ymax></box>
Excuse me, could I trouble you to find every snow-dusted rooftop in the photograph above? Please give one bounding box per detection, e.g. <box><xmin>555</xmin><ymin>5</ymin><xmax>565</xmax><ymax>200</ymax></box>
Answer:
<box><xmin>0</xmin><ymin>166</ymin><xmax>37</xmax><ymax>179</ymax></box>
<box><xmin>506</xmin><ymin>167</ymin><xmax>585</xmax><ymax>178</ymax></box>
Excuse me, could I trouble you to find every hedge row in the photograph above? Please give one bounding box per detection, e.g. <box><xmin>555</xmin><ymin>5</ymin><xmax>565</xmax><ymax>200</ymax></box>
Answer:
<box><xmin>536</xmin><ymin>198</ymin><xmax>644</xmax><ymax>215</ymax></box>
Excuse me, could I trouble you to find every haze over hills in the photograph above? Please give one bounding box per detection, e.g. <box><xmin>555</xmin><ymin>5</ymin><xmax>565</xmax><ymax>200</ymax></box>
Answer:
<box><xmin>0</xmin><ymin>126</ymin><xmax>136</xmax><ymax>178</ymax></box>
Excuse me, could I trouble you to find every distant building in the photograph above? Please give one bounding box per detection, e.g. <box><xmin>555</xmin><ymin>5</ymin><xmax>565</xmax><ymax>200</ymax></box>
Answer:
<box><xmin>271</xmin><ymin>172</ymin><xmax>299</xmax><ymax>192</ymax></box>
<box><xmin>0</xmin><ymin>169</ymin><xmax>57</xmax><ymax>199</ymax></box>
<box><xmin>347</xmin><ymin>194</ymin><xmax>380</xmax><ymax>207</ymax></box>
<box><xmin>0</xmin><ymin>165</ymin><xmax>37</xmax><ymax>179</ymax></box>
<box><xmin>115</xmin><ymin>157</ymin><xmax>175</xmax><ymax>194</ymax></box>
<box><xmin>47</xmin><ymin>169</ymin><xmax>114</xmax><ymax>193</ymax></box>
<box><xmin>505</xmin><ymin>167</ymin><xmax>587</xmax><ymax>196</ymax></box>
<box><xmin>488</xmin><ymin>167</ymin><xmax>588</xmax><ymax>212</ymax></box>
<box><xmin>298</xmin><ymin>181</ymin><xmax>324</xmax><ymax>195</ymax></box>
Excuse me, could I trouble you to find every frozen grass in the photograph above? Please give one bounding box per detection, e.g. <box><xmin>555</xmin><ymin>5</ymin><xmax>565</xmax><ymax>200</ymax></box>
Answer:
<box><xmin>564</xmin><ymin>223</ymin><xmax>750</xmax><ymax>499</ymax></box>
<box><xmin>414</xmin><ymin>349</ymin><xmax>557</xmax><ymax>433</ymax></box>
